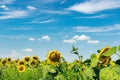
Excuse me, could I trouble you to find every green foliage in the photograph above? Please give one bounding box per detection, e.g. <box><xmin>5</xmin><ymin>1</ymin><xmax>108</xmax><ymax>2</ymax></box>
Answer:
<box><xmin>90</xmin><ymin>54</ymin><xmax>98</xmax><ymax>68</ymax></box>
<box><xmin>102</xmin><ymin>46</ymin><xmax>117</xmax><ymax>56</ymax></box>
<box><xmin>118</xmin><ymin>45</ymin><xmax>120</xmax><ymax>52</ymax></box>
<box><xmin>100</xmin><ymin>65</ymin><xmax>120</xmax><ymax>80</ymax></box>
<box><xmin>0</xmin><ymin>45</ymin><xmax>120</xmax><ymax>80</ymax></box>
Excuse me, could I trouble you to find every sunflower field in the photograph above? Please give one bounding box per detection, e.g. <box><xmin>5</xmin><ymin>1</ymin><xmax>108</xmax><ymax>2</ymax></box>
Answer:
<box><xmin>0</xmin><ymin>45</ymin><xmax>120</xmax><ymax>80</ymax></box>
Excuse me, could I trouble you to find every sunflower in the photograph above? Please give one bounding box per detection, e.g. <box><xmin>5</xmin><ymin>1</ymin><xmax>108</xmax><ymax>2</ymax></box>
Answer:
<box><xmin>1</xmin><ymin>59</ymin><xmax>8</xmax><ymax>65</ymax></box>
<box><xmin>13</xmin><ymin>59</ymin><xmax>19</xmax><ymax>64</ymax></box>
<box><xmin>23</xmin><ymin>56</ymin><xmax>30</xmax><ymax>62</ymax></box>
<box><xmin>7</xmin><ymin>58</ymin><xmax>12</xmax><ymax>63</ymax></box>
<box><xmin>47</xmin><ymin>50</ymin><xmax>62</xmax><ymax>65</ymax></box>
<box><xmin>17</xmin><ymin>65</ymin><xmax>26</xmax><ymax>73</ymax></box>
<box><xmin>32</xmin><ymin>56</ymin><xmax>40</xmax><ymax>61</ymax></box>
<box><xmin>97</xmin><ymin>46</ymin><xmax>110</xmax><ymax>58</ymax></box>
<box><xmin>29</xmin><ymin>59</ymin><xmax>38</xmax><ymax>67</ymax></box>
<box><xmin>18</xmin><ymin>60</ymin><xmax>25</xmax><ymax>65</ymax></box>
<box><xmin>97</xmin><ymin>46</ymin><xmax>111</xmax><ymax>66</ymax></box>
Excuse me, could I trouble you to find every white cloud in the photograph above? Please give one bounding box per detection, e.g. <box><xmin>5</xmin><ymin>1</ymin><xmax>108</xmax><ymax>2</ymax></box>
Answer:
<box><xmin>24</xmin><ymin>48</ymin><xmax>33</xmax><ymax>52</ymax></box>
<box><xmin>77</xmin><ymin>14</ymin><xmax>108</xmax><ymax>18</ymax></box>
<box><xmin>0</xmin><ymin>0</ymin><xmax>15</xmax><ymax>4</ymax></box>
<box><xmin>0</xmin><ymin>5</ymin><xmax>9</xmax><ymax>10</ymax></box>
<box><xmin>41</xmin><ymin>35</ymin><xmax>50</xmax><ymax>41</ymax></box>
<box><xmin>27</xmin><ymin>5</ymin><xmax>37</xmax><ymax>10</ymax></box>
<box><xmin>63</xmin><ymin>39</ymin><xmax>76</xmax><ymax>43</ymax></box>
<box><xmin>73</xmin><ymin>35</ymin><xmax>90</xmax><ymax>41</ymax></box>
<box><xmin>63</xmin><ymin>34</ymin><xmax>90</xmax><ymax>43</ymax></box>
<box><xmin>0</xmin><ymin>10</ymin><xmax>28</xmax><ymax>20</ymax></box>
<box><xmin>60</xmin><ymin>0</ymin><xmax>67</xmax><ymax>4</ymax></box>
<box><xmin>28</xmin><ymin>37</ymin><xmax>36</xmax><ymax>41</ymax></box>
<box><xmin>74</xmin><ymin>24</ymin><xmax>120</xmax><ymax>32</ymax></box>
<box><xmin>87</xmin><ymin>40</ymin><xmax>99</xmax><ymax>44</ymax></box>
<box><xmin>31</xmin><ymin>19</ymin><xmax>54</xmax><ymax>24</ymax></box>
<box><xmin>68</xmin><ymin>0</ymin><xmax>120</xmax><ymax>14</ymax></box>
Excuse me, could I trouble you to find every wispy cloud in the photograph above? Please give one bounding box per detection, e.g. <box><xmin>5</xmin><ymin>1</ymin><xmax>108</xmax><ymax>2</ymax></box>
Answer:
<box><xmin>73</xmin><ymin>35</ymin><xmax>90</xmax><ymax>41</ymax></box>
<box><xmin>24</xmin><ymin>48</ymin><xmax>33</xmax><ymax>52</ymax></box>
<box><xmin>31</xmin><ymin>19</ymin><xmax>54</xmax><ymax>24</ymax></box>
<box><xmin>63</xmin><ymin>34</ymin><xmax>99</xmax><ymax>44</ymax></box>
<box><xmin>0</xmin><ymin>10</ymin><xmax>28</xmax><ymax>20</ymax></box>
<box><xmin>76</xmin><ymin>14</ymin><xmax>108</xmax><ymax>19</ymax></box>
<box><xmin>0</xmin><ymin>5</ymin><xmax>9</xmax><ymax>10</ymax></box>
<box><xmin>63</xmin><ymin>39</ymin><xmax>76</xmax><ymax>43</ymax></box>
<box><xmin>63</xmin><ymin>34</ymin><xmax>90</xmax><ymax>43</ymax></box>
<box><xmin>28</xmin><ymin>37</ymin><xmax>36</xmax><ymax>41</ymax></box>
<box><xmin>40</xmin><ymin>35</ymin><xmax>50</xmax><ymax>41</ymax></box>
<box><xmin>74</xmin><ymin>24</ymin><xmax>120</xmax><ymax>32</ymax></box>
<box><xmin>87</xmin><ymin>40</ymin><xmax>99</xmax><ymax>44</ymax></box>
<box><xmin>68</xmin><ymin>0</ymin><xmax>120</xmax><ymax>14</ymax></box>
<box><xmin>27</xmin><ymin>5</ymin><xmax>37</xmax><ymax>10</ymax></box>
<box><xmin>0</xmin><ymin>0</ymin><xmax>15</xmax><ymax>4</ymax></box>
<box><xmin>28</xmin><ymin>35</ymin><xmax>50</xmax><ymax>41</ymax></box>
<box><xmin>60</xmin><ymin>0</ymin><xmax>67</xmax><ymax>4</ymax></box>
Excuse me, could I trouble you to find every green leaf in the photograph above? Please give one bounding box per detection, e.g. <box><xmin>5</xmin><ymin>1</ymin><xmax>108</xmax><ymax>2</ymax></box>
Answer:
<box><xmin>90</xmin><ymin>54</ymin><xmax>98</xmax><ymax>68</ymax></box>
<box><xmin>102</xmin><ymin>47</ymin><xmax>117</xmax><ymax>56</ymax></box>
<box><xmin>118</xmin><ymin>45</ymin><xmax>120</xmax><ymax>52</ymax></box>
<box><xmin>84</xmin><ymin>67</ymin><xmax>95</xmax><ymax>79</ymax></box>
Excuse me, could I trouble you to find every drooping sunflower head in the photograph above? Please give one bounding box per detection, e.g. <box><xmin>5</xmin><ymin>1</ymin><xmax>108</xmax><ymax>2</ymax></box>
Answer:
<box><xmin>23</xmin><ymin>56</ymin><xmax>31</xmax><ymax>62</ymax></box>
<box><xmin>18</xmin><ymin>60</ymin><xmax>25</xmax><ymax>65</ymax></box>
<box><xmin>17</xmin><ymin>65</ymin><xmax>26</xmax><ymax>73</ymax></box>
<box><xmin>47</xmin><ymin>50</ymin><xmax>62</xmax><ymax>65</ymax></box>
<box><xmin>97</xmin><ymin>46</ymin><xmax>110</xmax><ymax>58</ymax></box>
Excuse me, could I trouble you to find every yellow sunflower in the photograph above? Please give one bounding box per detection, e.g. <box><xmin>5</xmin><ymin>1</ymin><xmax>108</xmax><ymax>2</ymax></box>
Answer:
<box><xmin>17</xmin><ymin>65</ymin><xmax>26</xmax><ymax>73</ymax></box>
<box><xmin>13</xmin><ymin>59</ymin><xmax>19</xmax><ymax>64</ymax></box>
<box><xmin>47</xmin><ymin>50</ymin><xmax>62</xmax><ymax>65</ymax></box>
<box><xmin>97</xmin><ymin>46</ymin><xmax>110</xmax><ymax>58</ymax></box>
<box><xmin>18</xmin><ymin>60</ymin><xmax>25</xmax><ymax>65</ymax></box>
<box><xmin>7</xmin><ymin>58</ymin><xmax>12</xmax><ymax>63</ymax></box>
<box><xmin>1</xmin><ymin>59</ymin><xmax>8</xmax><ymax>65</ymax></box>
<box><xmin>32</xmin><ymin>56</ymin><xmax>40</xmax><ymax>61</ymax></box>
<box><xmin>29</xmin><ymin>59</ymin><xmax>38</xmax><ymax>67</ymax></box>
<box><xmin>23</xmin><ymin>56</ymin><xmax>31</xmax><ymax>62</ymax></box>
<box><xmin>97</xmin><ymin>46</ymin><xmax>111</xmax><ymax>66</ymax></box>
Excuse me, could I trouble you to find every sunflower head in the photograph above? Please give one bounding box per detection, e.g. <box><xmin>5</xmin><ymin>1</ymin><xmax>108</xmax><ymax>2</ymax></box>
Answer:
<box><xmin>17</xmin><ymin>65</ymin><xmax>26</xmax><ymax>73</ymax></box>
<box><xmin>29</xmin><ymin>59</ymin><xmax>38</xmax><ymax>67</ymax></box>
<box><xmin>47</xmin><ymin>50</ymin><xmax>62</xmax><ymax>65</ymax></box>
<box><xmin>1</xmin><ymin>59</ymin><xmax>8</xmax><ymax>65</ymax></box>
<box><xmin>97</xmin><ymin>46</ymin><xmax>110</xmax><ymax>58</ymax></box>
<box><xmin>13</xmin><ymin>59</ymin><xmax>19</xmax><ymax>64</ymax></box>
<box><xmin>32</xmin><ymin>56</ymin><xmax>39</xmax><ymax>61</ymax></box>
<box><xmin>23</xmin><ymin>56</ymin><xmax>30</xmax><ymax>62</ymax></box>
<box><xmin>7</xmin><ymin>58</ymin><xmax>12</xmax><ymax>62</ymax></box>
<box><xmin>18</xmin><ymin>60</ymin><xmax>25</xmax><ymax>65</ymax></box>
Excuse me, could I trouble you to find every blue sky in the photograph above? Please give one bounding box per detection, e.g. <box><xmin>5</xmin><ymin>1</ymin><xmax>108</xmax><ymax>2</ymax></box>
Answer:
<box><xmin>0</xmin><ymin>0</ymin><xmax>120</xmax><ymax>61</ymax></box>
